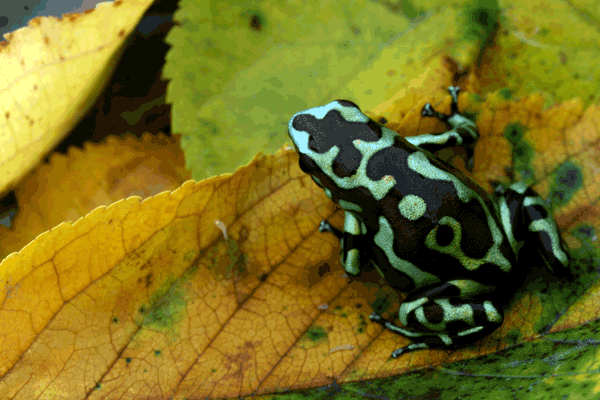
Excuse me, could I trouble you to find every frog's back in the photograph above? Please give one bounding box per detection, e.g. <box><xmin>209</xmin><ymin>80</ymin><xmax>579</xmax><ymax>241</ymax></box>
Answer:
<box><xmin>287</xmin><ymin>99</ymin><xmax>517</xmax><ymax>293</ymax></box>
<box><xmin>332</xmin><ymin>133</ymin><xmax>513</xmax><ymax>291</ymax></box>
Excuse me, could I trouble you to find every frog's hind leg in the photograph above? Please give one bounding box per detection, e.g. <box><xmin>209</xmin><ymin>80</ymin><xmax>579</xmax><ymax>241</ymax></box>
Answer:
<box><xmin>491</xmin><ymin>180</ymin><xmax>571</xmax><ymax>277</ymax></box>
<box><xmin>370</xmin><ymin>297</ymin><xmax>504</xmax><ymax>358</ymax></box>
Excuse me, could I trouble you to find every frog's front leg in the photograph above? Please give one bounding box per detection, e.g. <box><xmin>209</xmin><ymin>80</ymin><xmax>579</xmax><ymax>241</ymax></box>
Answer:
<box><xmin>491</xmin><ymin>180</ymin><xmax>571</xmax><ymax>277</ymax></box>
<box><xmin>319</xmin><ymin>211</ymin><xmax>366</xmax><ymax>276</ymax></box>
<box><xmin>371</xmin><ymin>282</ymin><xmax>504</xmax><ymax>358</ymax></box>
<box><xmin>407</xmin><ymin>86</ymin><xmax>480</xmax><ymax>171</ymax></box>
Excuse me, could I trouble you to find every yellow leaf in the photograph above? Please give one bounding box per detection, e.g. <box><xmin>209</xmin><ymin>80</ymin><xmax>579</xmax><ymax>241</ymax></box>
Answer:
<box><xmin>0</xmin><ymin>0</ymin><xmax>155</xmax><ymax>196</ymax></box>
<box><xmin>0</xmin><ymin>133</ymin><xmax>190</xmax><ymax>260</ymax></box>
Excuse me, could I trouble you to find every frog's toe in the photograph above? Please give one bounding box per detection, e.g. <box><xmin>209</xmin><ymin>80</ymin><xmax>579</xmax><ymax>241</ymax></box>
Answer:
<box><xmin>369</xmin><ymin>312</ymin><xmax>384</xmax><ymax>323</ymax></box>
<box><xmin>421</xmin><ymin>103</ymin><xmax>449</xmax><ymax>121</ymax></box>
<box><xmin>447</xmin><ymin>86</ymin><xmax>460</xmax><ymax>113</ymax></box>
<box><xmin>318</xmin><ymin>220</ymin><xmax>331</xmax><ymax>233</ymax></box>
<box><xmin>465</xmin><ymin>147</ymin><xmax>475</xmax><ymax>172</ymax></box>
<box><xmin>421</xmin><ymin>103</ymin><xmax>434</xmax><ymax>117</ymax></box>
<box><xmin>391</xmin><ymin>346</ymin><xmax>409</xmax><ymax>358</ymax></box>
<box><xmin>390</xmin><ymin>342</ymin><xmax>430</xmax><ymax>358</ymax></box>
<box><xmin>319</xmin><ymin>220</ymin><xmax>344</xmax><ymax>239</ymax></box>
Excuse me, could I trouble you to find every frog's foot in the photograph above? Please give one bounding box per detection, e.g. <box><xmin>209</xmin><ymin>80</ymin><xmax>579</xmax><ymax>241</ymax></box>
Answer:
<box><xmin>389</xmin><ymin>345</ymin><xmax>426</xmax><ymax>359</ymax></box>
<box><xmin>420</xmin><ymin>86</ymin><xmax>478</xmax><ymax>172</ymax></box>
<box><xmin>319</xmin><ymin>220</ymin><xmax>343</xmax><ymax>239</ymax></box>
<box><xmin>370</xmin><ymin>296</ymin><xmax>504</xmax><ymax>359</ymax></box>
<box><xmin>370</xmin><ymin>312</ymin><xmax>431</xmax><ymax>358</ymax></box>
<box><xmin>421</xmin><ymin>86</ymin><xmax>460</xmax><ymax>122</ymax></box>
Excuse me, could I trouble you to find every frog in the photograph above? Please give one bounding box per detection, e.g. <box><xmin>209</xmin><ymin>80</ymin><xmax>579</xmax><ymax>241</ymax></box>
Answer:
<box><xmin>287</xmin><ymin>87</ymin><xmax>571</xmax><ymax>358</ymax></box>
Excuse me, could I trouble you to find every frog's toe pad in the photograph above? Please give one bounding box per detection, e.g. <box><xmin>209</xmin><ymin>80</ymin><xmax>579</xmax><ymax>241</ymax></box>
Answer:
<box><xmin>369</xmin><ymin>312</ymin><xmax>384</xmax><ymax>323</ymax></box>
<box><xmin>421</xmin><ymin>103</ymin><xmax>435</xmax><ymax>117</ymax></box>
<box><xmin>391</xmin><ymin>347</ymin><xmax>410</xmax><ymax>358</ymax></box>
<box><xmin>318</xmin><ymin>220</ymin><xmax>330</xmax><ymax>233</ymax></box>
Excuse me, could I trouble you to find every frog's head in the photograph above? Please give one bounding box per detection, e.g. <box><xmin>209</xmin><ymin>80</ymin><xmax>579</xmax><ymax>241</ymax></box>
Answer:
<box><xmin>287</xmin><ymin>100</ymin><xmax>381</xmax><ymax>197</ymax></box>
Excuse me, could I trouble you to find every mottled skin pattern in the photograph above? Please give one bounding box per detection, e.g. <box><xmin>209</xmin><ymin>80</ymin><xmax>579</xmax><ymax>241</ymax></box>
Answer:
<box><xmin>288</xmin><ymin>87</ymin><xmax>571</xmax><ymax>358</ymax></box>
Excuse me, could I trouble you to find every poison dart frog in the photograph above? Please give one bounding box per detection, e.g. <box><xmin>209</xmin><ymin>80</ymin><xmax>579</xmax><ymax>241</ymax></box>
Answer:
<box><xmin>287</xmin><ymin>87</ymin><xmax>571</xmax><ymax>358</ymax></box>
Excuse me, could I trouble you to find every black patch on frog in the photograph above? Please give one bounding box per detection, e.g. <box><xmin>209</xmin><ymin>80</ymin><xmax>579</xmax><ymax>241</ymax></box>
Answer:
<box><xmin>423</xmin><ymin>302</ymin><xmax>444</xmax><ymax>324</ymax></box>
<box><xmin>417</xmin><ymin>135</ymin><xmax>460</xmax><ymax>153</ymax></box>
<box><xmin>413</xmin><ymin>283</ymin><xmax>463</xmax><ymax>299</ymax></box>
<box><xmin>298</xmin><ymin>153</ymin><xmax>319</xmax><ymax>175</ymax></box>
<box><xmin>469</xmin><ymin>302</ymin><xmax>502</xmax><ymax>324</ymax></box>
<box><xmin>527</xmin><ymin>204</ymin><xmax>549</xmax><ymax>220</ymax></box>
<box><xmin>434</xmin><ymin>225</ymin><xmax>454</xmax><ymax>247</ymax></box>
<box><xmin>332</xmin><ymin>158</ymin><xmax>355</xmax><ymax>178</ymax></box>
<box><xmin>366</xmin><ymin>136</ymin><xmax>417</xmax><ymax>182</ymax></box>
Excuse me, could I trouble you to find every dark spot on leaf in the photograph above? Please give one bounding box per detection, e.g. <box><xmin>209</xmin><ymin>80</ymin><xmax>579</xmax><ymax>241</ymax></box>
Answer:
<box><xmin>249</xmin><ymin>14</ymin><xmax>262</xmax><ymax>31</ymax></box>
<box><xmin>558</xmin><ymin>51</ymin><xmax>567</xmax><ymax>65</ymax></box>
<box><xmin>318</xmin><ymin>264</ymin><xmax>330</xmax><ymax>277</ymax></box>
<box><xmin>503</xmin><ymin>123</ymin><xmax>525</xmax><ymax>143</ymax></box>
<box><xmin>557</xmin><ymin>169</ymin><xmax>579</xmax><ymax>188</ymax></box>
<box><xmin>552</xmin><ymin>191</ymin><xmax>564</xmax><ymax>201</ymax></box>
<box><xmin>499</xmin><ymin>88</ymin><xmax>511</xmax><ymax>99</ymax></box>
<box><xmin>305</xmin><ymin>326</ymin><xmax>327</xmax><ymax>341</ymax></box>
<box><xmin>577</xmin><ymin>225</ymin><xmax>594</xmax><ymax>238</ymax></box>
